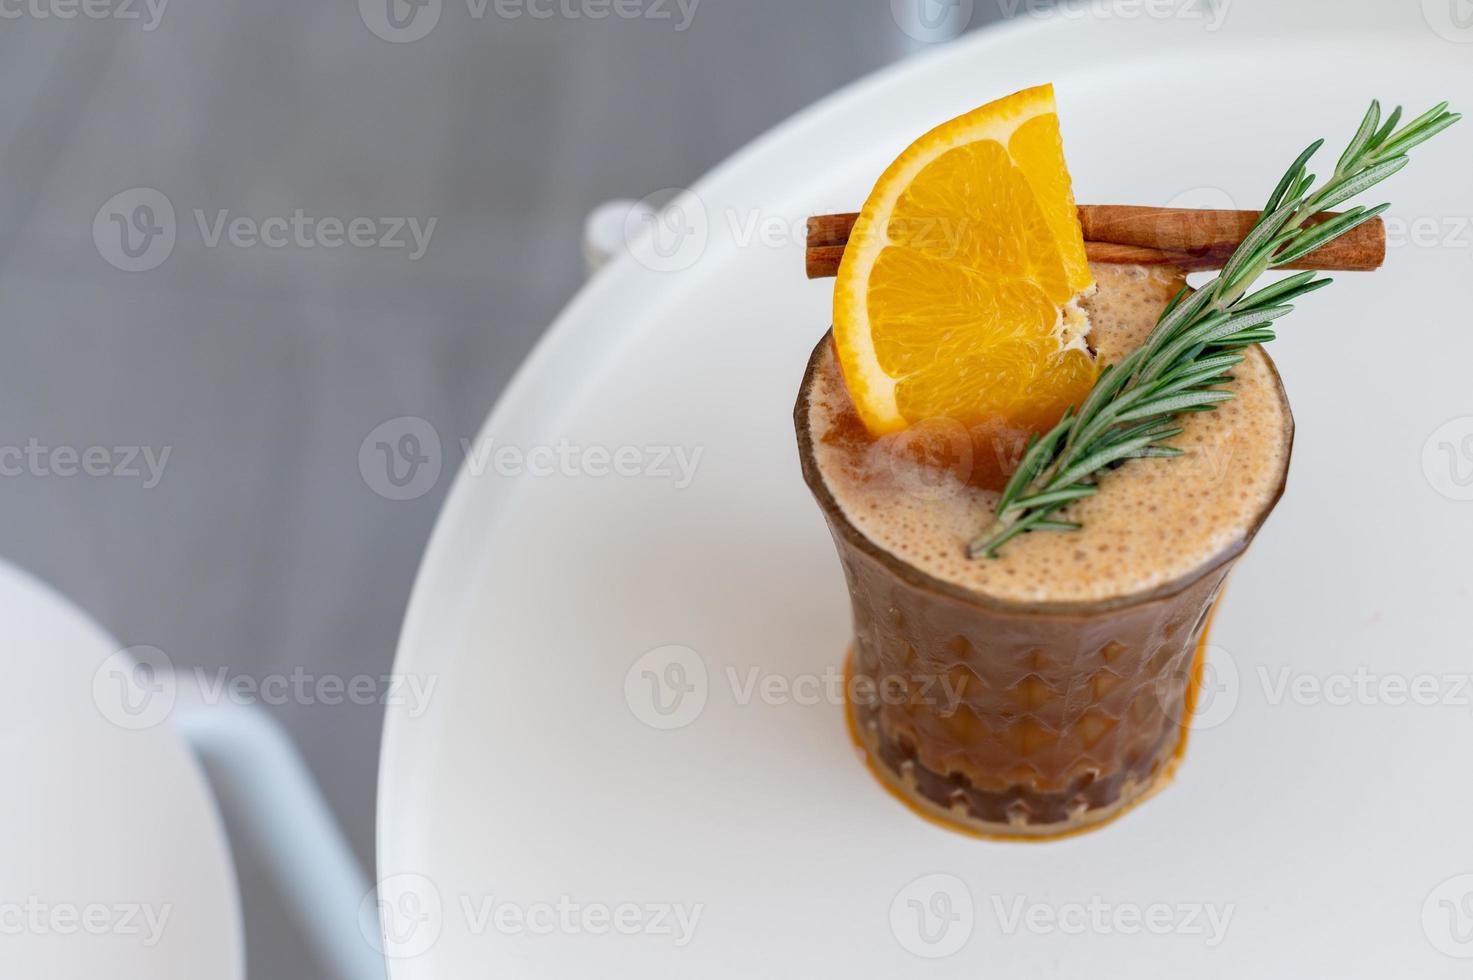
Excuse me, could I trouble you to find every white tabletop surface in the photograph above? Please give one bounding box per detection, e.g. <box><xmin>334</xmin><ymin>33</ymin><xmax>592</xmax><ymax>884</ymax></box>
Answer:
<box><xmin>0</xmin><ymin>559</ymin><xmax>242</xmax><ymax>978</ymax></box>
<box><xmin>380</xmin><ymin>3</ymin><xmax>1473</xmax><ymax>976</ymax></box>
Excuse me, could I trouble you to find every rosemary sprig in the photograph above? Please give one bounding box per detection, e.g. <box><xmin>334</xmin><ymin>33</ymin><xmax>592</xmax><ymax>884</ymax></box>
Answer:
<box><xmin>970</xmin><ymin>99</ymin><xmax>1460</xmax><ymax>560</ymax></box>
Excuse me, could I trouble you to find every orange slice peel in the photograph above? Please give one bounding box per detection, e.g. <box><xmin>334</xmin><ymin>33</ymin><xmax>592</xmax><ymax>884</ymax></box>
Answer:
<box><xmin>833</xmin><ymin>84</ymin><xmax>1098</xmax><ymax>469</ymax></box>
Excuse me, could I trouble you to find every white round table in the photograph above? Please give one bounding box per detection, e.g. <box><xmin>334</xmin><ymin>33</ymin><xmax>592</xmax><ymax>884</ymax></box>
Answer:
<box><xmin>0</xmin><ymin>559</ymin><xmax>242</xmax><ymax>978</ymax></box>
<box><xmin>379</xmin><ymin>3</ymin><xmax>1473</xmax><ymax>976</ymax></box>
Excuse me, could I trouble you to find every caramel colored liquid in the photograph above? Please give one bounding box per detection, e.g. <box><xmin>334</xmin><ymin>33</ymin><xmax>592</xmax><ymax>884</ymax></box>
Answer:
<box><xmin>842</xmin><ymin>602</ymin><xmax>1217</xmax><ymax>842</ymax></box>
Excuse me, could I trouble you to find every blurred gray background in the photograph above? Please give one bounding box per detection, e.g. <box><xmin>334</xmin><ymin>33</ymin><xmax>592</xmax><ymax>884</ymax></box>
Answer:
<box><xmin>0</xmin><ymin>0</ymin><xmax>1011</xmax><ymax>975</ymax></box>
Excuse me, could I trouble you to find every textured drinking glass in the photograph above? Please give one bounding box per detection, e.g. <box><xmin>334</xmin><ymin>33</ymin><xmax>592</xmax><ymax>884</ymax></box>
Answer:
<box><xmin>796</xmin><ymin>334</ymin><xmax>1293</xmax><ymax>838</ymax></box>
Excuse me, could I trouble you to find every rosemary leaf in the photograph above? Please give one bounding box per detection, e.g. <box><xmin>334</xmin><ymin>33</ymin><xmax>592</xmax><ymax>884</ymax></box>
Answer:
<box><xmin>969</xmin><ymin>98</ymin><xmax>1458</xmax><ymax>560</ymax></box>
<box><xmin>1369</xmin><ymin>105</ymin><xmax>1403</xmax><ymax>150</ymax></box>
<box><xmin>1336</xmin><ymin>101</ymin><xmax>1381</xmax><ymax>174</ymax></box>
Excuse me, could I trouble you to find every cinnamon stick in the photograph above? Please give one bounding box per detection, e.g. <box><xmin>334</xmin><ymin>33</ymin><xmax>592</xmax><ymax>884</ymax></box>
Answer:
<box><xmin>805</xmin><ymin>205</ymin><xmax>1386</xmax><ymax>279</ymax></box>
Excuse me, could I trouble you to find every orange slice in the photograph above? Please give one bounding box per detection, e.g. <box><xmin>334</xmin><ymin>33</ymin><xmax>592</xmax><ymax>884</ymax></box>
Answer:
<box><xmin>833</xmin><ymin>84</ymin><xmax>1098</xmax><ymax>481</ymax></box>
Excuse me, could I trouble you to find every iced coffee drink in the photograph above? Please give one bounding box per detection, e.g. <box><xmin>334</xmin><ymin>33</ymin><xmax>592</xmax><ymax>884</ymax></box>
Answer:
<box><xmin>797</xmin><ymin>265</ymin><xmax>1292</xmax><ymax>836</ymax></box>
<box><xmin>795</xmin><ymin>83</ymin><xmax>1451</xmax><ymax>837</ymax></box>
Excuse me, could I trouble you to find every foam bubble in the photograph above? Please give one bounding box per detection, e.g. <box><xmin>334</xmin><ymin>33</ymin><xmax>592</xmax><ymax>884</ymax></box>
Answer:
<box><xmin>806</xmin><ymin>265</ymin><xmax>1293</xmax><ymax>603</ymax></box>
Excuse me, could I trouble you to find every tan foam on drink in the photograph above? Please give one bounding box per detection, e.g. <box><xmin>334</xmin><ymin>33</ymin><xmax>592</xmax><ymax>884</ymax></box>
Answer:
<box><xmin>807</xmin><ymin>264</ymin><xmax>1293</xmax><ymax>603</ymax></box>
